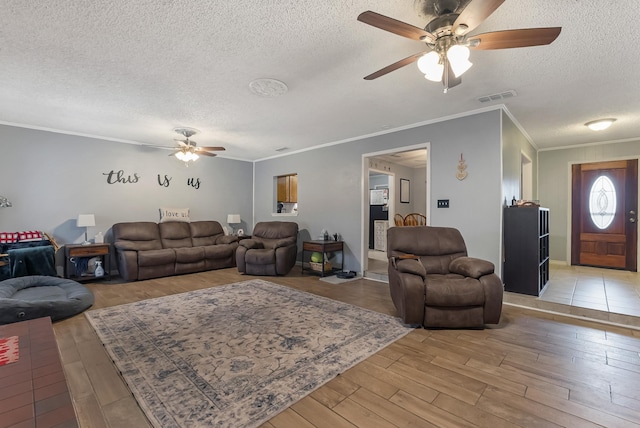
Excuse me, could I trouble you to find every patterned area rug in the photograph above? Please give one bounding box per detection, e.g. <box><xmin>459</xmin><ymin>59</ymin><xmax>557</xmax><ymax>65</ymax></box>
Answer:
<box><xmin>86</xmin><ymin>279</ymin><xmax>410</xmax><ymax>427</ymax></box>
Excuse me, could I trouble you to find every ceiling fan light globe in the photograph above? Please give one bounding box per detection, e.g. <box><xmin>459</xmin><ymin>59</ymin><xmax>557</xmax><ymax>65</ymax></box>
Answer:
<box><xmin>424</xmin><ymin>66</ymin><xmax>444</xmax><ymax>82</ymax></box>
<box><xmin>417</xmin><ymin>52</ymin><xmax>443</xmax><ymax>81</ymax></box>
<box><xmin>447</xmin><ymin>44</ymin><xmax>473</xmax><ymax>77</ymax></box>
<box><xmin>175</xmin><ymin>151</ymin><xmax>187</xmax><ymax>161</ymax></box>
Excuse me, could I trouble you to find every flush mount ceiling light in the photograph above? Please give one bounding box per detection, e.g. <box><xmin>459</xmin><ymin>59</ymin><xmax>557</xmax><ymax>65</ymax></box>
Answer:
<box><xmin>585</xmin><ymin>118</ymin><xmax>617</xmax><ymax>131</ymax></box>
<box><xmin>249</xmin><ymin>78</ymin><xmax>288</xmax><ymax>97</ymax></box>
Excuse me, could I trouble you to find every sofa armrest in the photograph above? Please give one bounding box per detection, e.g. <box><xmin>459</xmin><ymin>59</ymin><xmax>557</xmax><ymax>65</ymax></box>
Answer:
<box><xmin>114</xmin><ymin>241</ymin><xmax>143</xmax><ymax>251</ymax></box>
<box><xmin>391</xmin><ymin>256</ymin><xmax>426</xmax><ymax>279</ymax></box>
<box><xmin>271</xmin><ymin>238</ymin><xmax>296</xmax><ymax>249</ymax></box>
<box><xmin>217</xmin><ymin>235</ymin><xmax>239</xmax><ymax>245</ymax></box>
<box><xmin>239</xmin><ymin>239</ymin><xmax>263</xmax><ymax>250</ymax></box>
<box><xmin>449</xmin><ymin>257</ymin><xmax>494</xmax><ymax>279</ymax></box>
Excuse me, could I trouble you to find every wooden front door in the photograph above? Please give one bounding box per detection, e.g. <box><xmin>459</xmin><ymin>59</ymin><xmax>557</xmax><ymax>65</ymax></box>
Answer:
<box><xmin>571</xmin><ymin>160</ymin><xmax>638</xmax><ymax>271</ymax></box>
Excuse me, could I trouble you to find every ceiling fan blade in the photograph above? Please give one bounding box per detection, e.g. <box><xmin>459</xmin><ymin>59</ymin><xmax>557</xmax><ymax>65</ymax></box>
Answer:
<box><xmin>199</xmin><ymin>152</ymin><xmax>217</xmax><ymax>157</ymax></box>
<box><xmin>357</xmin><ymin>11</ymin><xmax>435</xmax><ymax>43</ymax></box>
<box><xmin>198</xmin><ymin>146</ymin><xmax>226</xmax><ymax>151</ymax></box>
<box><xmin>175</xmin><ymin>139</ymin><xmax>189</xmax><ymax>147</ymax></box>
<box><xmin>364</xmin><ymin>52</ymin><xmax>426</xmax><ymax>80</ymax></box>
<box><xmin>468</xmin><ymin>27</ymin><xmax>562</xmax><ymax>50</ymax></box>
<box><xmin>452</xmin><ymin>0</ymin><xmax>505</xmax><ymax>36</ymax></box>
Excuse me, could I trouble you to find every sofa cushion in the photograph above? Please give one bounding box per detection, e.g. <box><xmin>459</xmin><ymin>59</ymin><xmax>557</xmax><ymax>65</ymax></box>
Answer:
<box><xmin>245</xmin><ymin>249</ymin><xmax>276</xmax><ymax>265</ymax></box>
<box><xmin>203</xmin><ymin>245</ymin><xmax>234</xmax><ymax>259</ymax></box>
<box><xmin>190</xmin><ymin>221</ymin><xmax>225</xmax><ymax>246</ymax></box>
<box><xmin>159</xmin><ymin>222</ymin><xmax>193</xmax><ymax>248</ymax></box>
<box><xmin>387</xmin><ymin>226</ymin><xmax>467</xmax><ymax>275</ymax></box>
<box><xmin>175</xmin><ymin>247</ymin><xmax>204</xmax><ymax>263</ymax></box>
<box><xmin>425</xmin><ymin>274</ymin><xmax>485</xmax><ymax>307</ymax></box>
<box><xmin>113</xmin><ymin>222</ymin><xmax>163</xmax><ymax>251</ymax></box>
<box><xmin>138</xmin><ymin>249</ymin><xmax>176</xmax><ymax>267</ymax></box>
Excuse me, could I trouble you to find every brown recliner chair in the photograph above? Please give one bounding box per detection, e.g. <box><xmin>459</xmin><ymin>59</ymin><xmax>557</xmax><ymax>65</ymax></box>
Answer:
<box><xmin>236</xmin><ymin>221</ymin><xmax>298</xmax><ymax>276</ymax></box>
<box><xmin>387</xmin><ymin>226</ymin><xmax>503</xmax><ymax>328</ymax></box>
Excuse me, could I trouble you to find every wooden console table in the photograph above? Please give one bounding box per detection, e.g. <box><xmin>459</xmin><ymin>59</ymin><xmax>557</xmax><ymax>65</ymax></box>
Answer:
<box><xmin>0</xmin><ymin>317</ymin><xmax>78</xmax><ymax>427</ymax></box>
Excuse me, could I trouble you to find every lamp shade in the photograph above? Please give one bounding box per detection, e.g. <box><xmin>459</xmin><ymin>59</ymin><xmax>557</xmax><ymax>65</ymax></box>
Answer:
<box><xmin>227</xmin><ymin>214</ymin><xmax>241</xmax><ymax>224</ymax></box>
<box><xmin>447</xmin><ymin>44</ymin><xmax>472</xmax><ymax>77</ymax></box>
<box><xmin>417</xmin><ymin>51</ymin><xmax>444</xmax><ymax>82</ymax></box>
<box><xmin>77</xmin><ymin>214</ymin><xmax>96</xmax><ymax>227</ymax></box>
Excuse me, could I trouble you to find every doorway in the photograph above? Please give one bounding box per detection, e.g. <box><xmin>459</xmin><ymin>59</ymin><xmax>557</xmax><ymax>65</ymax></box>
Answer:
<box><xmin>361</xmin><ymin>145</ymin><xmax>429</xmax><ymax>280</ymax></box>
<box><xmin>571</xmin><ymin>159</ymin><xmax>638</xmax><ymax>271</ymax></box>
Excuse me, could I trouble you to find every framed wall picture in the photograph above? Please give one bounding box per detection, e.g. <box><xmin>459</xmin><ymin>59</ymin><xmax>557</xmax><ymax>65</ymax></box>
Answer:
<box><xmin>400</xmin><ymin>179</ymin><xmax>410</xmax><ymax>203</ymax></box>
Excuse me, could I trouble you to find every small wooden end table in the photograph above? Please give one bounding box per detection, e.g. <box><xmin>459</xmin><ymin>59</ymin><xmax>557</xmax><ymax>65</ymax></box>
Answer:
<box><xmin>64</xmin><ymin>243</ymin><xmax>111</xmax><ymax>282</ymax></box>
<box><xmin>301</xmin><ymin>240</ymin><xmax>344</xmax><ymax>277</ymax></box>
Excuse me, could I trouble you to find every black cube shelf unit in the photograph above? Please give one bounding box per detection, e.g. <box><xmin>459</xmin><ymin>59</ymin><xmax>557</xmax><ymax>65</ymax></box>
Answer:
<box><xmin>503</xmin><ymin>206</ymin><xmax>550</xmax><ymax>296</ymax></box>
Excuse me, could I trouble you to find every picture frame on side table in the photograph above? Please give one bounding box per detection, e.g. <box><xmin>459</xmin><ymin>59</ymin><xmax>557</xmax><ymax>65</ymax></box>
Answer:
<box><xmin>400</xmin><ymin>179</ymin><xmax>410</xmax><ymax>203</ymax></box>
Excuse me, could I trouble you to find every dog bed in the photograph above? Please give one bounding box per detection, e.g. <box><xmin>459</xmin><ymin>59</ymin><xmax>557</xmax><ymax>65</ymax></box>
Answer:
<box><xmin>0</xmin><ymin>275</ymin><xmax>94</xmax><ymax>324</ymax></box>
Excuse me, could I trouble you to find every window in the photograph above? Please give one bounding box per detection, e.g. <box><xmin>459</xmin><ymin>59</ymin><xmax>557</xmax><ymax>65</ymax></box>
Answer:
<box><xmin>589</xmin><ymin>175</ymin><xmax>616</xmax><ymax>229</ymax></box>
<box><xmin>275</xmin><ymin>173</ymin><xmax>298</xmax><ymax>214</ymax></box>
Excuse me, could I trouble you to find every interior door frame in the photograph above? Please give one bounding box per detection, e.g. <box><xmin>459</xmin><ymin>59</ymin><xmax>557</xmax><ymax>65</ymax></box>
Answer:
<box><xmin>566</xmin><ymin>156</ymin><xmax>640</xmax><ymax>270</ymax></box>
<box><xmin>361</xmin><ymin>143</ymin><xmax>430</xmax><ymax>273</ymax></box>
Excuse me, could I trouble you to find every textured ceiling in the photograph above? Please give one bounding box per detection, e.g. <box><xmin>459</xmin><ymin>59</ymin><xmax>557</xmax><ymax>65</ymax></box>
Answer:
<box><xmin>1</xmin><ymin>0</ymin><xmax>639</xmax><ymax>161</ymax></box>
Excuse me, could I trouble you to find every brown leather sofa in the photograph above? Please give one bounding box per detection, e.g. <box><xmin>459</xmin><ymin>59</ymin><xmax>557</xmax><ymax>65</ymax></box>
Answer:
<box><xmin>236</xmin><ymin>221</ymin><xmax>298</xmax><ymax>276</ymax></box>
<box><xmin>387</xmin><ymin>226</ymin><xmax>503</xmax><ymax>328</ymax></box>
<box><xmin>113</xmin><ymin>221</ymin><xmax>238</xmax><ymax>281</ymax></box>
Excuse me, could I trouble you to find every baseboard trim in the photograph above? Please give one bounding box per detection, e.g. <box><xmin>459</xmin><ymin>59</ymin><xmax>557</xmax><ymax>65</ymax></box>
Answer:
<box><xmin>503</xmin><ymin>302</ymin><xmax>640</xmax><ymax>331</ymax></box>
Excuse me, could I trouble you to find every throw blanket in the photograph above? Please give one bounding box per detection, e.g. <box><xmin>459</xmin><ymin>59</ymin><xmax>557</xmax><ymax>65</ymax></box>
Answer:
<box><xmin>8</xmin><ymin>246</ymin><xmax>56</xmax><ymax>278</ymax></box>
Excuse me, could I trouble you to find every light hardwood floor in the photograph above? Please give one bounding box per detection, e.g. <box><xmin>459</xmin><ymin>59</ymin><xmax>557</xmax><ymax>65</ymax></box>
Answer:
<box><xmin>52</xmin><ymin>268</ymin><xmax>640</xmax><ymax>427</ymax></box>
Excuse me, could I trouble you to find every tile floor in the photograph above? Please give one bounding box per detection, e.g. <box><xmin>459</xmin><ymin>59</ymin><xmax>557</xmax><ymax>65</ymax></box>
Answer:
<box><xmin>366</xmin><ymin>251</ymin><xmax>640</xmax><ymax>328</ymax></box>
<box><xmin>539</xmin><ymin>263</ymin><xmax>640</xmax><ymax>316</ymax></box>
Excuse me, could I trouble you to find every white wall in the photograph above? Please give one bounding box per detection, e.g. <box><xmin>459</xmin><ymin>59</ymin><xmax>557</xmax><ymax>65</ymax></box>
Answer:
<box><xmin>501</xmin><ymin>111</ymin><xmax>537</xmax><ymax>205</ymax></box>
<box><xmin>0</xmin><ymin>109</ymin><xmax>506</xmax><ymax>276</ymax></box>
<box><xmin>538</xmin><ymin>139</ymin><xmax>640</xmax><ymax>262</ymax></box>
<box><xmin>254</xmin><ymin>110</ymin><xmax>503</xmax><ymax>272</ymax></box>
<box><xmin>0</xmin><ymin>124</ymin><xmax>253</xmax><ymax>247</ymax></box>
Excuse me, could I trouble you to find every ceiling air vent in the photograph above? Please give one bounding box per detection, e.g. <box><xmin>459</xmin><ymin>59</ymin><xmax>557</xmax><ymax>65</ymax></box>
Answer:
<box><xmin>477</xmin><ymin>90</ymin><xmax>517</xmax><ymax>103</ymax></box>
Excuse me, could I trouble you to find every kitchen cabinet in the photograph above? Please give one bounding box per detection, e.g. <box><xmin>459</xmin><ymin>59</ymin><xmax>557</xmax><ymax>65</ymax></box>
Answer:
<box><xmin>277</xmin><ymin>174</ymin><xmax>298</xmax><ymax>203</ymax></box>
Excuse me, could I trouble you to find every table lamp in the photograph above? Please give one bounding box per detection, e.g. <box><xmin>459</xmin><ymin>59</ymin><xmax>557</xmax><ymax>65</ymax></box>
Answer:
<box><xmin>77</xmin><ymin>214</ymin><xmax>95</xmax><ymax>245</ymax></box>
<box><xmin>227</xmin><ymin>214</ymin><xmax>241</xmax><ymax>235</ymax></box>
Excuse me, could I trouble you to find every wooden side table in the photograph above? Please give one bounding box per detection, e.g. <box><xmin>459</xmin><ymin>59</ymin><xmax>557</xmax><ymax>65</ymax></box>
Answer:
<box><xmin>301</xmin><ymin>240</ymin><xmax>344</xmax><ymax>277</ymax></box>
<box><xmin>64</xmin><ymin>243</ymin><xmax>111</xmax><ymax>282</ymax></box>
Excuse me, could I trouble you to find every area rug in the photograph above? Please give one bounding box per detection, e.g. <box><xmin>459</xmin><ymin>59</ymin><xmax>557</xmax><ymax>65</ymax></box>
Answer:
<box><xmin>86</xmin><ymin>279</ymin><xmax>410</xmax><ymax>428</ymax></box>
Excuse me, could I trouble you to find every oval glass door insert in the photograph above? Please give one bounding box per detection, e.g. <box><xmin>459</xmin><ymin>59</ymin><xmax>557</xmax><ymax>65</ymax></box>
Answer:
<box><xmin>589</xmin><ymin>175</ymin><xmax>616</xmax><ymax>229</ymax></box>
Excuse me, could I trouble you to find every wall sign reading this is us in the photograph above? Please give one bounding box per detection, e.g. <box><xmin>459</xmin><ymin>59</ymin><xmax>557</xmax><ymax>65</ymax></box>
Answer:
<box><xmin>102</xmin><ymin>170</ymin><xmax>201</xmax><ymax>189</ymax></box>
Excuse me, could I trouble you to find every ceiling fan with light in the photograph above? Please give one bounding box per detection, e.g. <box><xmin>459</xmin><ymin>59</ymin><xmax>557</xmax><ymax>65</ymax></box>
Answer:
<box><xmin>358</xmin><ymin>0</ymin><xmax>561</xmax><ymax>92</ymax></box>
<box><xmin>171</xmin><ymin>128</ymin><xmax>225</xmax><ymax>163</ymax></box>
